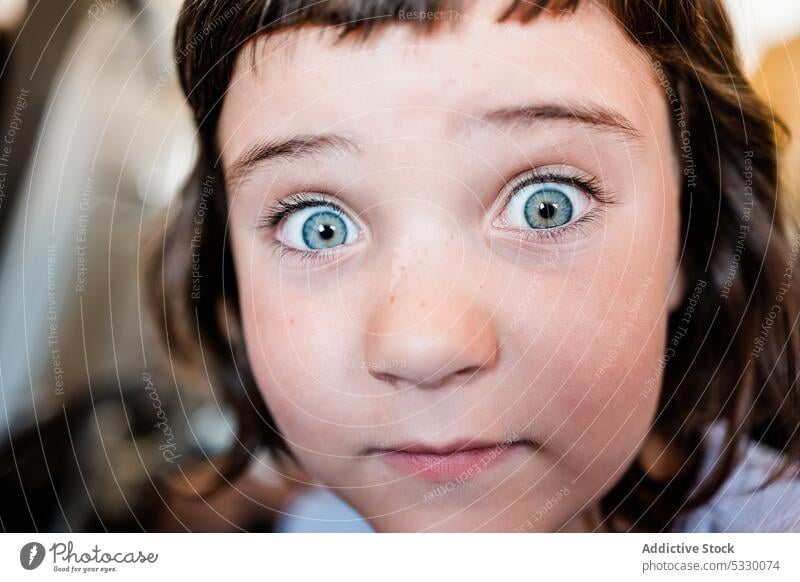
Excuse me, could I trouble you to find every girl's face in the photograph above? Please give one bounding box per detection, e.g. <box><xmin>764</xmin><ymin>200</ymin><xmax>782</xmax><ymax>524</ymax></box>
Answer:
<box><xmin>218</xmin><ymin>2</ymin><xmax>683</xmax><ymax>531</ymax></box>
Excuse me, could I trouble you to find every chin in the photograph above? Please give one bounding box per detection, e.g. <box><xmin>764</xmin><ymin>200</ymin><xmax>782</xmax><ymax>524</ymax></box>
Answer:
<box><xmin>362</xmin><ymin>497</ymin><xmax>571</xmax><ymax>533</ymax></box>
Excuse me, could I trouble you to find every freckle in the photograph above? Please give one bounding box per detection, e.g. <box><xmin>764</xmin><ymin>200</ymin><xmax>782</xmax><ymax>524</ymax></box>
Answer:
<box><xmin>420</xmin><ymin>300</ymin><xmax>427</xmax><ymax>308</ymax></box>
<box><xmin>389</xmin><ymin>295</ymin><xmax>395</xmax><ymax>304</ymax></box>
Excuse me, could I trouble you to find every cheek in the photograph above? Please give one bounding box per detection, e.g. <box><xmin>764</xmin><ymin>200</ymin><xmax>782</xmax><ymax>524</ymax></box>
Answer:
<box><xmin>235</xmin><ymin>261</ymin><xmax>363</xmax><ymax>454</ymax></box>
<box><xmin>505</xmin><ymin>202</ymin><xmax>676</xmax><ymax>477</ymax></box>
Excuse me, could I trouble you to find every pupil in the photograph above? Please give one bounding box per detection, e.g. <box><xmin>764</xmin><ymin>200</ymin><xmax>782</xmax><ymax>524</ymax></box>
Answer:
<box><xmin>539</xmin><ymin>201</ymin><xmax>557</xmax><ymax>220</ymax></box>
<box><xmin>318</xmin><ymin>224</ymin><xmax>335</xmax><ymax>240</ymax></box>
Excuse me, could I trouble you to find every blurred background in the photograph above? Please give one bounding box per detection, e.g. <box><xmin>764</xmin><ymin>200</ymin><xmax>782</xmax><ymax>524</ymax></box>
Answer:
<box><xmin>0</xmin><ymin>0</ymin><xmax>300</xmax><ymax>532</ymax></box>
<box><xmin>0</xmin><ymin>0</ymin><xmax>798</xmax><ymax>531</ymax></box>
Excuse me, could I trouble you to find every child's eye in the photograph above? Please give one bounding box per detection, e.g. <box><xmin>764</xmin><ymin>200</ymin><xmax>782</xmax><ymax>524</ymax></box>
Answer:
<box><xmin>502</xmin><ymin>181</ymin><xmax>589</xmax><ymax>230</ymax></box>
<box><xmin>277</xmin><ymin>203</ymin><xmax>360</xmax><ymax>252</ymax></box>
<box><xmin>494</xmin><ymin>167</ymin><xmax>613</xmax><ymax>243</ymax></box>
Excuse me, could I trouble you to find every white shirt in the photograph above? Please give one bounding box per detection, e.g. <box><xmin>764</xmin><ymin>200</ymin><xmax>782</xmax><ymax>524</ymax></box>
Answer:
<box><xmin>671</xmin><ymin>423</ymin><xmax>800</xmax><ymax>532</ymax></box>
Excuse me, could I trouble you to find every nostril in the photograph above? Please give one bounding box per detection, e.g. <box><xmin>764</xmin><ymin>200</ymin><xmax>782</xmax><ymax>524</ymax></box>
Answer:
<box><xmin>441</xmin><ymin>365</ymin><xmax>489</xmax><ymax>389</ymax></box>
<box><xmin>455</xmin><ymin>365</ymin><xmax>483</xmax><ymax>381</ymax></box>
<box><xmin>368</xmin><ymin>363</ymin><xmax>485</xmax><ymax>390</ymax></box>
<box><xmin>367</xmin><ymin>368</ymin><xmax>420</xmax><ymax>389</ymax></box>
<box><xmin>368</xmin><ymin>369</ymin><xmax>395</xmax><ymax>384</ymax></box>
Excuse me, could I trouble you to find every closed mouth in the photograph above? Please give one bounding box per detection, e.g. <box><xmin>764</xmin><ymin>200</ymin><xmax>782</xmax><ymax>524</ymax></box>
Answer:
<box><xmin>367</xmin><ymin>437</ymin><xmax>535</xmax><ymax>482</ymax></box>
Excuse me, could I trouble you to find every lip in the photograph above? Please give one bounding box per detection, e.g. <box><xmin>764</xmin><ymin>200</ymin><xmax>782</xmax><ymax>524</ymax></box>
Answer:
<box><xmin>370</xmin><ymin>438</ymin><xmax>532</xmax><ymax>482</ymax></box>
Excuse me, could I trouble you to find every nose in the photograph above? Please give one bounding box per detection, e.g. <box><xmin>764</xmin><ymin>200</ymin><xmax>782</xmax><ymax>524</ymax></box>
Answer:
<box><xmin>365</xmin><ymin>290</ymin><xmax>499</xmax><ymax>390</ymax></box>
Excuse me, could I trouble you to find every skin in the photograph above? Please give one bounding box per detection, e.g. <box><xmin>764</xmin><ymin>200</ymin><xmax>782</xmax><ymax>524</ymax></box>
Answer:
<box><xmin>218</xmin><ymin>2</ymin><xmax>685</xmax><ymax>531</ymax></box>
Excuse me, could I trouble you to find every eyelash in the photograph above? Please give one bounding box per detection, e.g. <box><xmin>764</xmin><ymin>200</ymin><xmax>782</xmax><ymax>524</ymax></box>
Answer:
<box><xmin>255</xmin><ymin>192</ymin><xmax>352</xmax><ymax>265</ymax></box>
<box><xmin>497</xmin><ymin>169</ymin><xmax>617</xmax><ymax>245</ymax></box>
<box><xmin>255</xmin><ymin>169</ymin><xmax>616</xmax><ymax>264</ymax></box>
<box><xmin>255</xmin><ymin>192</ymin><xmax>341</xmax><ymax>229</ymax></box>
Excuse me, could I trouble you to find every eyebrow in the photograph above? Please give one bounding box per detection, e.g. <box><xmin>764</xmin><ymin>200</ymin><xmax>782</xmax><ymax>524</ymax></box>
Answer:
<box><xmin>226</xmin><ymin>133</ymin><xmax>361</xmax><ymax>187</ymax></box>
<box><xmin>476</xmin><ymin>102</ymin><xmax>643</xmax><ymax>142</ymax></box>
<box><xmin>226</xmin><ymin>101</ymin><xmax>642</xmax><ymax>187</ymax></box>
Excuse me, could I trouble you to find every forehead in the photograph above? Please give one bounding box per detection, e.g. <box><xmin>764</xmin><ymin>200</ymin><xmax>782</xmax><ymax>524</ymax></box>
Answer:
<box><xmin>218</xmin><ymin>2</ymin><xmax>661</xmax><ymax>164</ymax></box>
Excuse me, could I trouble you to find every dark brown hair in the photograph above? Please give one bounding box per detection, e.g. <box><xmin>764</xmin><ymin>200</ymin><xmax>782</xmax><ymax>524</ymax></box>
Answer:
<box><xmin>149</xmin><ymin>0</ymin><xmax>800</xmax><ymax>531</ymax></box>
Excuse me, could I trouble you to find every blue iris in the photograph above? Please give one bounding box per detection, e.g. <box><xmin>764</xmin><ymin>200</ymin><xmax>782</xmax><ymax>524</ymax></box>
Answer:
<box><xmin>523</xmin><ymin>187</ymin><xmax>573</xmax><ymax>228</ymax></box>
<box><xmin>301</xmin><ymin>210</ymin><xmax>348</xmax><ymax>249</ymax></box>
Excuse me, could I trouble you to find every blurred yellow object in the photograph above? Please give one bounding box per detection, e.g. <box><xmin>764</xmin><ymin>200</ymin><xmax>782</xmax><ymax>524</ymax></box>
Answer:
<box><xmin>752</xmin><ymin>37</ymin><xmax>800</xmax><ymax>221</ymax></box>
